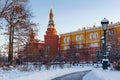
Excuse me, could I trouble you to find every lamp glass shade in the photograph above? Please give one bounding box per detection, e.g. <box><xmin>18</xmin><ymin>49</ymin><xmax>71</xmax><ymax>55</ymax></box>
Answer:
<box><xmin>102</xmin><ymin>24</ymin><xmax>108</xmax><ymax>30</ymax></box>
<box><xmin>101</xmin><ymin>18</ymin><xmax>109</xmax><ymax>30</ymax></box>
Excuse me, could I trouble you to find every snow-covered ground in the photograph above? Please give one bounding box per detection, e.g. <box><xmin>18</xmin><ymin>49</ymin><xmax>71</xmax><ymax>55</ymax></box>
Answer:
<box><xmin>83</xmin><ymin>68</ymin><xmax>120</xmax><ymax>80</ymax></box>
<box><xmin>0</xmin><ymin>64</ymin><xmax>120</xmax><ymax>80</ymax></box>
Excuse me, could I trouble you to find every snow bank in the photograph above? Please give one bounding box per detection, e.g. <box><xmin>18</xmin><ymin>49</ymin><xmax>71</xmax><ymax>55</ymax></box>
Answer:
<box><xmin>1</xmin><ymin>65</ymin><xmax>120</xmax><ymax>80</ymax></box>
<box><xmin>0</xmin><ymin>66</ymin><xmax>92</xmax><ymax>80</ymax></box>
<box><xmin>83</xmin><ymin>68</ymin><xmax>120</xmax><ymax>80</ymax></box>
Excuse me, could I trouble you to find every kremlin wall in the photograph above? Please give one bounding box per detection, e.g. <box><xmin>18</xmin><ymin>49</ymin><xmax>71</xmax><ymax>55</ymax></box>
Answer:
<box><xmin>20</xmin><ymin>9</ymin><xmax>120</xmax><ymax>63</ymax></box>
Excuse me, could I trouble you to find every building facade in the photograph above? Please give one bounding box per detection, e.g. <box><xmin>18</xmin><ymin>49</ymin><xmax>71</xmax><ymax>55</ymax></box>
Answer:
<box><xmin>60</xmin><ymin>22</ymin><xmax>120</xmax><ymax>62</ymax></box>
<box><xmin>20</xmin><ymin>9</ymin><xmax>120</xmax><ymax>63</ymax></box>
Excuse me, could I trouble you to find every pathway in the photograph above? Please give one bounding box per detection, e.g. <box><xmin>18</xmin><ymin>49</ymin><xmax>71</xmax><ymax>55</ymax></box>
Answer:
<box><xmin>52</xmin><ymin>70</ymin><xmax>91</xmax><ymax>80</ymax></box>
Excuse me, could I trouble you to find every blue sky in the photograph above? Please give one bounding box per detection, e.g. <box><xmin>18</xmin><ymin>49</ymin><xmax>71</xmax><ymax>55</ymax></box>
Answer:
<box><xmin>29</xmin><ymin>0</ymin><xmax>120</xmax><ymax>40</ymax></box>
<box><xmin>0</xmin><ymin>0</ymin><xmax>120</xmax><ymax>50</ymax></box>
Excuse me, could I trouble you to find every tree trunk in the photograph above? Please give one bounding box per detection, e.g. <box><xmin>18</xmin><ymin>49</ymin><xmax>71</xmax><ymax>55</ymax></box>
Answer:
<box><xmin>8</xmin><ymin>25</ymin><xmax>13</xmax><ymax>64</ymax></box>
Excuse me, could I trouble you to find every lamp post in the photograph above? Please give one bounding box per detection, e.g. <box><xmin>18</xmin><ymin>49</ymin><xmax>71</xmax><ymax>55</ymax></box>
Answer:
<box><xmin>101</xmin><ymin>18</ymin><xmax>109</xmax><ymax>70</ymax></box>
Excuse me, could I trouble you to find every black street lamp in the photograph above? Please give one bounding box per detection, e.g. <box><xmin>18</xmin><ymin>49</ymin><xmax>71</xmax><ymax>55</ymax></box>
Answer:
<box><xmin>101</xmin><ymin>18</ymin><xmax>109</xmax><ymax>70</ymax></box>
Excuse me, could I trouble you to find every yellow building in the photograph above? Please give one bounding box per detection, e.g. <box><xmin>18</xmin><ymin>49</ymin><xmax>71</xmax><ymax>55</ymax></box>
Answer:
<box><xmin>60</xmin><ymin>22</ymin><xmax>120</xmax><ymax>50</ymax></box>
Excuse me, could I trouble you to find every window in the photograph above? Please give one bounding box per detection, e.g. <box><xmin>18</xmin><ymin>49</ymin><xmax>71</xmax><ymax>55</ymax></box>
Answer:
<box><xmin>111</xmin><ymin>30</ymin><xmax>115</xmax><ymax>35</ymax></box>
<box><xmin>90</xmin><ymin>32</ymin><xmax>98</xmax><ymax>39</ymax></box>
<box><xmin>67</xmin><ymin>37</ymin><xmax>70</xmax><ymax>42</ymax></box>
<box><xmin>108</xmin><ymin>29</ymin><xmax>116</xmax><ymax>36</ymax></box>
<box><xmin>94</xmin><ymin>43</ymin><xmax>98</xmax><ymax>47</ymax></box>
<box><xmin>90</xmin><ymin>43</ymin><xmax>94</xmax><ymax>47</ymax></box>
<box><xmin>64</xmin><ymin>46</ymin><xmax>67</xmax><ymax>50</ymax></box>
<box><xmin>79</xmin><ymin>45</ymin><xmax>83</xmax><ymax>48</ymax></box>
<box><xmin>64</xmin><ymin>46</ymin><xmax>70</xmax><ymax>50</ymax></box>
<box><xmin>76</xmin><ymin>36</ymin><xmax>79</xmax><ymax>41</ymax></box>
<box><xmin>64</xmin><ymin>37</ymin><xmax>67</xmax><ymax>43</ymax></box>
<box><xmin>90</xmin><ymin>33</ymin><xmax>93</xmax><ymax>39</ymax></box>
<box><xmin>94</xmin><ymin>32</ymin><xmax>98</xmax><ymax>39</ymax></box>
<box><xmin>90</xmin><ymin>43</ymin><xmax>98</xmax><ymax>47</ymax></box>
<box><xmin>79</xmin><ymin>35</ymin><xmax>83</xmax><ymax>40</ymax></box>
<box><xmin>64</xmin><ymin>37</ymin><xmax>70</xmax><ymax>43</ymax></box>
<box><xmin>76</xmin><ymin>35</ymin><xmax>83</xmax><ymax>41</ymax></box>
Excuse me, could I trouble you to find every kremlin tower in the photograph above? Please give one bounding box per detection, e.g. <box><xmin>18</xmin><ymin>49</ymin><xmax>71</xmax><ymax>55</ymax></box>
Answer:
<box><xmin>44</xmin><ymin>8</ymin><xmax>59</xmax><ymax>57</ymax></box>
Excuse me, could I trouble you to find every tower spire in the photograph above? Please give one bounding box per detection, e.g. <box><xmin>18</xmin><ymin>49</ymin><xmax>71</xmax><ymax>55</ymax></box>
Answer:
<box><xmin>50</xmin><ymin>8</ymin><xmax>53</xmax><ymax>20</ymax></box>
<box><xmin>48</xmin><ymin>8</ymin><xmax>55</xmax><ymax>28</ymax></box>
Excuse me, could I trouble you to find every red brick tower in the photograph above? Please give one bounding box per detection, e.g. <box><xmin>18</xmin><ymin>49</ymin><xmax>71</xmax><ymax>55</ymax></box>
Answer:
<box><xmin>44</xmin><ymin>8</ymin><xmax>59</xmax><ymax>56</ymax></box>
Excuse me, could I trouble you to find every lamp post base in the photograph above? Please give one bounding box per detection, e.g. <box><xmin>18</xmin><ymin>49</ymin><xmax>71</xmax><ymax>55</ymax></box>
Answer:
<box><xmin>102</xmin><ymin>59</ymin><xmax>109</xmax><ymax>70</ymax></box>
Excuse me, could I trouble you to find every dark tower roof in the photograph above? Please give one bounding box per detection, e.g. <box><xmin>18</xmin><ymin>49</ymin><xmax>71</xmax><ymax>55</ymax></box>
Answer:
<box><xmin>48</xmin><ymin>8</ymin><xmax>55</xmax><ymax>28</ymax></box>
